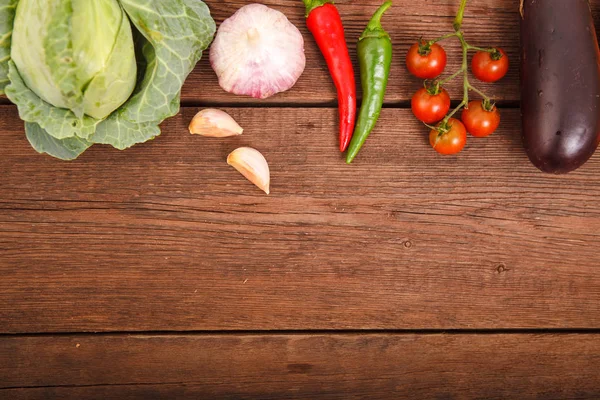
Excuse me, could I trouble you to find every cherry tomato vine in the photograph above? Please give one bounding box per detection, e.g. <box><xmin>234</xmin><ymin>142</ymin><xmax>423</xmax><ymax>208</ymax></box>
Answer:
<box><xmin>407</xmin><ymin>0</ymin><xmax>509</xmax><ymax>155</ymax></box>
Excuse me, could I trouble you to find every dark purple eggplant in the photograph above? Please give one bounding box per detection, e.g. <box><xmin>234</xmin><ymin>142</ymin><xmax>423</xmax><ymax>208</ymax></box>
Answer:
<box><xmin>520</xmin><ymin>0</ymin><xmax>600</xmax><ymax>173</ymax></box>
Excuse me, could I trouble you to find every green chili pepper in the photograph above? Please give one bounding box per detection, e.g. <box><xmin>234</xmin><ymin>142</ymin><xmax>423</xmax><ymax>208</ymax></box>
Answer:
<box><xmin>346</xmin><ymin>1</ymin><xmax>392</xmax><ymax>164</ymax></box>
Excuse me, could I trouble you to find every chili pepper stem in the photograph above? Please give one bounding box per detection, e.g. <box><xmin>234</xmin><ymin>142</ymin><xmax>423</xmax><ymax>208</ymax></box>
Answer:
<box><xmin>360</xmin><ymin>1</ymin><xmax>392</xmax><ymax>40</ymax></box>
<box><xmin>302</xmin><ymin>0</ymin><xmax>333</xmax><ymax>16</ymax></box>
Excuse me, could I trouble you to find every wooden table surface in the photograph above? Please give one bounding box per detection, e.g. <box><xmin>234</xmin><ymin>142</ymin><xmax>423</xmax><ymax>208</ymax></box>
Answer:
<box><xmin>2</xmin><ymin>0</ymin><xmax>600</xmax><ymax>398</ymax></box>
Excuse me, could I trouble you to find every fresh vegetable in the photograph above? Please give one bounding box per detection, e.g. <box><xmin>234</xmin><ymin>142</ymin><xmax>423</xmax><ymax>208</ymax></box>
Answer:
<box><xmin>411</xmin><ymin>86</ymin><xmax>450</xmax><ymax>124</ymax></box>
<box><xmin>0</xmin><ymin>0</ymin><xmax>216</xmax><ymax>160</ymax></box>
<box><xmin>471</xmin><ymin>48</ymin><xmax>509</xmax><ymax>83</ymax></box>
<box><xmin>227</xmin><ymin>147</ymin><xmax>271</xmax><ymax>195</ymax></box>
<box><xmin>429</xmin><ymin>118</ymin><xmax>467</xmax><ymax>155</ymax></box>
<box><xmin>521</xmin><ymin>0</ymin><xmax>600</xmax><ymax>174</ymax></box>
<box><xmin>406</xmin><ymin>41</ymin><xmax>447</xmax><ymax>79</ymax></box>
<box><xmin>189</xmin><ymin>109</ymin><xmax>243</xmax><ymax>138</ymax></box>
<box><xmin>303</xmin><ymin>0</ymin><xmax>356</xmax><ymax>152</ymax></box>
<box><xmin>210</xmin><ymin>4</ymin><xmax>306</xmax><ymax>99</ymax></box>
<box><xmin>461</xmin><ymin>100</ymin><xmax>500</xmax><ymax>138</ymax></box>
<box><xmin>408</xmin><ymin>0</ymin><xmax>508</xmax><ymax>155</ymax></box>
<box><xmin>12</xmin><ymin>0</ymin><xmax>136</xmax><ymax>121</ymax></box>
<box><xmin>346</xmin><ymin>1</ymin><xmax>392</xmax><ymax>164</ymax></box>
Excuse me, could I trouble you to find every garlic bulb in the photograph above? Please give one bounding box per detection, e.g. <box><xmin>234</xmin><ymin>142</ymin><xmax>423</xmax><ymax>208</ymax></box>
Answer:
<box><xmin>227</xmin><ymin>147</ymin><xmax>271</xmax><ymax>194</ymax></box>
<box><xmin>189</xmin><ymin>109</ymin><xmax>243</xmax><ymax>137</ymax></box>
<box><xmin>210</xmin><ymin>4</ymin><xmax>306</xmax><ymax>99</ymax></box>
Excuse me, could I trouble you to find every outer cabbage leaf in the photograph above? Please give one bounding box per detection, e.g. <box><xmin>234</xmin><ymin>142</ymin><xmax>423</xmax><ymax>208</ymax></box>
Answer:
<box><xmin>92</xmin><ymin>113</ymin><xmax>160</xmax><ymax>150</ymax></box>
<box><xmin>90</xmin><ymin>0</ymin><xmax>215</xmax><ymax>149</ymax></box>
<box><xmin>26</xmin><ymin>122</ymin><xmax>91</xmax><ymax>160</ymax></box>
<box><xmin>0</xmin><ymin>0</ymin><xmax>17</xmax><ymax>94</ymax></box>
<box><xmin>119</xmin><ymin>0</ymin><xmax>215</xmax><ymax>123</ymax></box>
<box><xmin>5</xmin><ymin>61</ymin><xmax>100</xmax><ymax>140</ymax></box>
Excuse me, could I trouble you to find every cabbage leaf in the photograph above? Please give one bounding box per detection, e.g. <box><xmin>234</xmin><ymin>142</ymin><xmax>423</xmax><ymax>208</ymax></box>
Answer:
<box><xmin>6</xmin><ymin>61</ymin><xmax>100</xmax><ymax>140</ymax></box>
<box><xmin>25</xmin><ymin>122</ymin><xmax>91</xmax><ymax>160</ymax></box>
<box><xmin>91</xmin><ymin>0</ymin><xmax>216</xmax><ymax>149</ymax></box>
<box><xmin>0</xmin><ymin>0</ymin><xmax>17</xmax><ymax>93</ymax></box>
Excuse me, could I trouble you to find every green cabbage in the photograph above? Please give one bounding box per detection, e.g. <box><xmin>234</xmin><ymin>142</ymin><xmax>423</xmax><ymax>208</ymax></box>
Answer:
<box><xmin>0</xmin><ymin>0</ymin><xmax>215</xmax><ymax>160</ymax></box>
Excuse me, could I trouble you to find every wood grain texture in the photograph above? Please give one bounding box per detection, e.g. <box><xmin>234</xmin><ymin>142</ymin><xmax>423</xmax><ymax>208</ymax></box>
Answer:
<box><xmin>1</xmin><ymin>106</ymin><xmax>599</xmax><ymax>333</ymax></box>
<box><xmin>1</xmin><ymin>334</ymin><xmax>600</xmax><ymax>399</ymax></box>
<box><xmin>180</xmin><ymin>0</ymin><xmax>600</xmax><ymax>105</ymax></box>
<box><xmin>3</xmin><ymin>0</ymin><xmax>600</xmax><ymax>396</ymax></box>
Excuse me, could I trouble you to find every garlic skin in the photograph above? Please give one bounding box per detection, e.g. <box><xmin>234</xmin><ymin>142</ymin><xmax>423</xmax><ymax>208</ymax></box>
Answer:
<box><xmin>189</xmin><ymin>109</ymin><xmax>243</xmax><ymax>137</ymax></box>
<box><xmin>210</xmin><ymin>4</ymin><xmax>306</xmax><ymax>99</ymax></box>
<box><xmin>227</xmin><ymin>147</ymin><xmax>271</xmax><ymax>194</ymax></box>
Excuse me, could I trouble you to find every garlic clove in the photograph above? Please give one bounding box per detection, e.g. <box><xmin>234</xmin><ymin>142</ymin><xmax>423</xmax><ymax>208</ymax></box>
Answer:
<box><xmin>189</xmin><ymin>109</ymin><xmax>243</xmax><ymax>137</ymax></box>
<box><xmin>209</xmin><ymin>4</ymin><xmax>306</xmax><ymax>99</ymax></box>
<box><xmin>227</xmin><ymin>147</ymin><xmax>270</xmax><ymax>195</ymax></box>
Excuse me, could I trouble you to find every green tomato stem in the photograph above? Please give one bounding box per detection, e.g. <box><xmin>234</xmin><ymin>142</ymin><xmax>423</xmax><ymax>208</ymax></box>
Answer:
<box><xmin>453</xmin><ymin>0</ymin><xmax>468</xmax><ymax>31</ymax></box>
<box><xmin>429</xmin><ymin>32</ymin><xmax>459</xmax><ymax>45</ymax></box>
<box><xmin>438</xmin><ymin>68</ymin><xmax>463</xmax><ymax>86</ymax></box>
<box><xmin>442</xmin><ymin>32</ymin><xmax>469</xmax><ymax>123</ymax></box>
<box><xmin>467</xmin><ymin>84</ymin><xmax>491</xmax><ymax>102</ymax></box>
<box><xmin>421</xmin><ymin>0</ymin><xmax>496</xmax><ymax>132</ymax></box>
<box><xmin>466</xmin><ymin>44</ymin><xmax>496</xmax><ymax>53</ymax></box>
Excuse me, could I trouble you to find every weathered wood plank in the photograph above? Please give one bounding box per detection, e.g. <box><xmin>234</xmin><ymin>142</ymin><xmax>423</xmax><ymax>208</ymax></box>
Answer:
<box><xmin>1</xmin><ymin>334</ymin><xmax>600</xmax><ymax>399</ymax></box>
<box><xmin>180</xmin><ymin>0</ymin><xmax>600</xmax><ymax>104</ymax></box>
<box><xmin>1</xmin><ymin>106</ymin><xmax>599</xmax><ymax>332</ymax></box>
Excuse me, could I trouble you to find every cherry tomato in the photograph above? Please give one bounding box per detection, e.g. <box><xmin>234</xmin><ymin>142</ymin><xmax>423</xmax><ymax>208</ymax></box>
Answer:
<box><xmin>406</xmin><ymin>42</ymin><xmax>447</xmax><ymax>79</ymax></box>
<box><xmin>471</xmin><ymin>48</ymin><xmax>509</xmax><ymax>83</ymax></box>
<box><xmin>429</xmin><ymin>118</ymin><xmax>467</xmax><ymax>155</ymax></box>
<box><xmin>461</xmin><ymin>101</ymin><xmax>500</xmax><ymax>138</ymax></box>
<box><xmin>411</xmin><ymin>87</ymin><xmax>451</xmax><ymax>124</ymax></box>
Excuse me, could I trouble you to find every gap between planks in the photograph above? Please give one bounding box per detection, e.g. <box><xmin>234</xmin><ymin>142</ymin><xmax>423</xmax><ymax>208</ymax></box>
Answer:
<box><xmin>0</xmin><ymin>98</ymin><xmax>522</xmax><ymax>109</ymax></box>
<box><xmin>1</xmin><ymin>328</ymin><xmax>600</xmax><ymax>338</ymax></box>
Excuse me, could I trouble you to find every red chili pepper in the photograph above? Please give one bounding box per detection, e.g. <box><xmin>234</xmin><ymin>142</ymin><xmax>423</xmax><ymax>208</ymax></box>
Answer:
<box><xmin>303</xmin><ymin>0</ymin><xmax>357</xmax><ymax>152</ymax></box>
